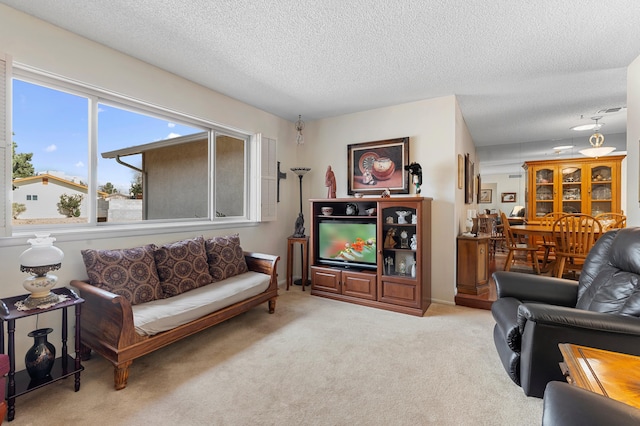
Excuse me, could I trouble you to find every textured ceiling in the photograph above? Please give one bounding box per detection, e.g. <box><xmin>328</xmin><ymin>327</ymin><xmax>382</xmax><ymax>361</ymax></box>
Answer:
<box><xmin>2</xmin><ymin>1</ymin><xmax>640</xmax><ymax>172</ymax></box>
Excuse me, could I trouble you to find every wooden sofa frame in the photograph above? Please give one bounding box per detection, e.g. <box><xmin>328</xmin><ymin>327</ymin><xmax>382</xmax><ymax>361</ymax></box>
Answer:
<box><xmin>70</xmin><ymin>252</ymin><xmax>279</xmax><ymax>390</ymax></box>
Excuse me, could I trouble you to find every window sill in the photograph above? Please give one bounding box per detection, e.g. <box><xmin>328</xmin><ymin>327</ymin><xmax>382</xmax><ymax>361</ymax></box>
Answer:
<box><xmin>2</xmin><ymin>219</ymin><xmax>258</xmax><ymax>248</ymax></box>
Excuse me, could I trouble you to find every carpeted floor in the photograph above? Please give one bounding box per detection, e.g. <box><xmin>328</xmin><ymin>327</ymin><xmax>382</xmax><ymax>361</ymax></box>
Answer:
<box><xmin>9</xmin><ymin>289</ymin><xmax>542</xmax><ymax>425</ymax></box>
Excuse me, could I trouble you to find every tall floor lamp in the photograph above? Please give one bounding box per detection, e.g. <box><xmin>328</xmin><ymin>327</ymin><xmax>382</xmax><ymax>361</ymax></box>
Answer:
<box><xmin>291</xmin><ymin>167</ymin><xmax>311</xmax><ymax>285</ymax></box>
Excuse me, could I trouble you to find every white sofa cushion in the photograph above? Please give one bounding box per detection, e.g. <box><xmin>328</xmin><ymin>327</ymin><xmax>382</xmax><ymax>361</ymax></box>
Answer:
<box><xmin>132</xmin><ymin>271</ymin><xmax>270</xmax><ymax>336</ymax></box>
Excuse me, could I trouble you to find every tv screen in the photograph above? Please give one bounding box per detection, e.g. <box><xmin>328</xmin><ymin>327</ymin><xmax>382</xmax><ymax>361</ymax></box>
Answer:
<box><xmin>318</xmin><ymin>221</ymin><xmax>377</xmax><ymax>267</ymax></box>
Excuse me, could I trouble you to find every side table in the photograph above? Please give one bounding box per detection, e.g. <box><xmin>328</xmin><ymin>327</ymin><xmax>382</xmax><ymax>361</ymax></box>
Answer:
<box><xmin>287</xmin><ymin>236</ymin><xmax>309</xmax><ymax>291</ymax></box>
<box><xmin>559</xmin><ymin>343</ymin><xmax>640</xmax><ymax>410</ymax></box>
<box><xmin>456</xmin><ymin>235</ymin><xmax>490</xmax><ymax>295</ymax></box>
<box><xmin>0</xmin><ymin>287</ymin><xmax>84</xmax><ymax>421</ymax></box>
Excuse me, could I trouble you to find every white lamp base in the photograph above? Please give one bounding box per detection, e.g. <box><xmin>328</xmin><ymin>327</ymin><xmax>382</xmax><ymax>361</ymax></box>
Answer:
<box><xmin>22</xmin><ymin>274</ymin><xmax>60</xmax><ymax>309</ymax></box>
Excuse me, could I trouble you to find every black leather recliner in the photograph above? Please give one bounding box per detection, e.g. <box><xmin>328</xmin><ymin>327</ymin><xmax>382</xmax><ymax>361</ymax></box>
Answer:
<box><xmin>491</xmin><ymin>227</ymin><xmax>640</xmax><ymax>398</ymax></box>
<box><xmin>542</xmin><ymin>381</ymin><xmax>640</xmax><ymax>426</ymax></box>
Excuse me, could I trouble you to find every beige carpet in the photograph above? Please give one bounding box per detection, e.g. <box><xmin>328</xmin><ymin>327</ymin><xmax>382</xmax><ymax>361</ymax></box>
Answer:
<box><xmin>9</xmin><ymin>289</ymin><xmax>542</xmax><ymax>425</ymax></box>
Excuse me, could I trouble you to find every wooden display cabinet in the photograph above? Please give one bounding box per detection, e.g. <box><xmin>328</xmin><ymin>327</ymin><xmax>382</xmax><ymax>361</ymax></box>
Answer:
<box><xmin>523</xmin><ymin>155</ymin><xmax>625</xmax><ymax>223</ymax></box>
<box><xmin>309</xmin><ymin>197</ymin><xmax>432</xmax><ymax>316</ymax></box>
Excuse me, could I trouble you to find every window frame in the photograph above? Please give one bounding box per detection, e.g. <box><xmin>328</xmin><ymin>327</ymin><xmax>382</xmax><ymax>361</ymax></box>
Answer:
<box><xmin>7</xmin><ymin>65</ymin><xmax>260</xmax><ymax>241</ymax></box>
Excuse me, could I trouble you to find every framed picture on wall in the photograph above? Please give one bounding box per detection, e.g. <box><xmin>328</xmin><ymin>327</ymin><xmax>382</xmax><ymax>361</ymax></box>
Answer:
<box><xmin>501</xmin><ymin>192</ymin><xmax>516</xmax><ymax>203</ymax></box>
<box><xmin>347</xmin><ymin>137</ymin><xmax>409</xmax><ymax>195</ymax></box>
<box><xmin>464</xmin><ymin>153</ymin><xmax>474</xmax><ymax>204</ymax></box>
<box><xmin>479</xmin><ymin>189</ymin><xmax>492</xmax><ymax>204</ymax></box>
<box><xmin>457</xmin><ymin>154</ymin><xmax>464</xmax><ymax>189</ymax></box>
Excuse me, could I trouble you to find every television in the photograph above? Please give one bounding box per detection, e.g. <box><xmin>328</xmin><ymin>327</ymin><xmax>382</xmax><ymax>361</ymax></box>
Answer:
<box><xmin>317</xmin><ymin>221</ymin><xmax>377</xmax><ymax>270</ymax></box>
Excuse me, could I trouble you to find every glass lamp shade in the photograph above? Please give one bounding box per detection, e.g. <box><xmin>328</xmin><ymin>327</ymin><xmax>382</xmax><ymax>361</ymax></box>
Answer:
<box><xmin>19</xmin><ymin>234</ymin><xmax>64</xmax><ymax>268</ymax></box>
<box><xmin>290</xmin><ymin>167</ymin><xmax>311</xmax><ymax>177</ymax></box>
<box><xmin>19</xmin><ymin>233</ymin><xmax>64</xmax><ymax>308</ymax></box>
<box><xmin>579</xmin><ymin>146</ymin><xmax>616</xmax><ymax>158</ymax></box>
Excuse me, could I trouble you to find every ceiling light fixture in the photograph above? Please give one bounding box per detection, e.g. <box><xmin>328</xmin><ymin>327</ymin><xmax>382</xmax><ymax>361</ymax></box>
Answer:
<box><xmin>570</xmin><ymin>123</ymin><xmax>598</xmax><ymax>131</ymax></box>
<box><xmin>553</xmin><ymin>145</ymin><xmax>574</xmax><ymax>151</ymax></box>
<box><xmin>295</xmin><ymin>115</ymin><xmax>305</xmax><ymax>145</ymax></box>
<box><xmin>579</xmin><ymin>117</ymin><xmax>615</xmax><ymax>158</ymax></box>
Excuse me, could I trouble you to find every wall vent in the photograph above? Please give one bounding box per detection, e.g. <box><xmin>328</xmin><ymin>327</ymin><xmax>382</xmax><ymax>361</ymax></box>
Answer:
<box><xmin>508</xmin><ymin>174</ymin><xmax>522</xmax><ymax>178</ymax></box>
<box><xmin>596</xmin><ymin>107</ymin><xmax>625</xmax><ymax>114</ymax></box>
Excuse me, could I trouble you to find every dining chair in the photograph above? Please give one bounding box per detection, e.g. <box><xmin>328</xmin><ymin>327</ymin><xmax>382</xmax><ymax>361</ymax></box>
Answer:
<box><xmin>500</xmin><ymin>211</ymin><xmax>540</xmax><ymax>274</ymax></box>
<box><xmin>552</xmin><ymin>214</ymin><xmax>602</xmax><ymax>278</ymax></box>
<box><xmin>538</xmin><ymin>212</ymin><xmax>566</xmax><ymax>269</ymax></box>
<box><xmin>477</xmin><ymin>213</ymin><xmax>504</xmax><ymax>257</ymax></box>
<box><xmin>594</xmin><ymin>212</ymin><xmax>626</xmax><ymax>231</ymax></box>
<box><xmin>611</xmin><ymin>216</ymin><xmax>627</xmax><ymax>229</ymax></box>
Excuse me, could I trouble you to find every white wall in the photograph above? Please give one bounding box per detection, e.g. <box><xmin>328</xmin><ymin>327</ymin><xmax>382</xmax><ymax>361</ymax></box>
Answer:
<box><xmin>304</xmin><ymin>96</ymin><xmax>460</xmax><ymax>304</ymax></box>
<box><xmin>479</xmin><ymin>172</ymin><xmax>526</xmax><ymax>216</ymax></box>
<box><xmin>0</xmin><ymin>5</ymin><xmax>297</xmax><ymax>365</ymax></box>
<box><xmin>627</xmin><ymin>55</ymin><xmax>640</xmax><ymax>226</ymax></box>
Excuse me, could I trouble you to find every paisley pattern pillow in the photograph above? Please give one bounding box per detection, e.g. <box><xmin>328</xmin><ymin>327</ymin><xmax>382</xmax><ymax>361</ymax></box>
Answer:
<box><xmin>154</xmin><ymin>236</ymin><xmax>213</xmax><ymax>297</ymax></box>
<box><xmin>205</xmin><ymin>234</ymin><xmax>248</xmax><ymax>282</ymax></box>
<box><xmin>81</xmin><ymin>244</ymin><xmax>163</xmax><ymax>305</ymax></box>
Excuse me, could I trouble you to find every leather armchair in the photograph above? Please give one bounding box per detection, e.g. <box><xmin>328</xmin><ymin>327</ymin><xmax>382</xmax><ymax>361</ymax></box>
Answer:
<box><xmin>542</xmin><ymin>381</ymin><xmax>640</xmax><ymax>426</ymax></box>
<box><xmin>491</xmin><ymin>227</ymin><xmax>640</xmax><ymax>397</ymax></box>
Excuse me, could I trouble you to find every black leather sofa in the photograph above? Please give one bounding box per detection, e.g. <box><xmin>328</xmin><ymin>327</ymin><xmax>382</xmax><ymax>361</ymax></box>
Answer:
<box><xmin>491</xmin><ymin>227</ymin><xmax>640</xmax><ymax>397</ymax></box>
<box><xmin>542</xmin><ymin>381</ymin><xmax>640</xmax><ymax>426</ymax></box>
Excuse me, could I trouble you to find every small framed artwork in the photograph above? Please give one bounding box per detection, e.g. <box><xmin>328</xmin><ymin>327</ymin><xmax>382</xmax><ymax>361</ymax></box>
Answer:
<box><xmin>347</xmin><ymin>137</ymin><xmax>409</xmax><ymax>195</ymax></box>
<box><xmin>479</xmin><ymin>189</ymin><xmax>492</xmax><ymax>204</ymax></box>
<box><xmin>501</xmin><ymin>192</ymin><xmax>516</xmax><ymax>203</ymax></box>
<box><xmin>464</xmin><ymin>154</ymin><xmax>474</xmax><ymax>204</ymax></box>
<box><xmin>457</xmin><ymin>154</ymin><xmax>463</xmax><ymax>189</ymax></box>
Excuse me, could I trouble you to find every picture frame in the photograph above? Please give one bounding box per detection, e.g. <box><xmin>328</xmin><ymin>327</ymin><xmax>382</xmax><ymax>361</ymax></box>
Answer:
<box><xmin>464</xmin><ymin>153</ymin><xmax>474</xmax><ymax>204</ymax></box>
<box><xmin>479</xmin><ymin>188</ymin><xmax>492</xmax><ymax>204</ymax></box>
<box><xmin>501</xmin><ymin>192</ymin><xmax>516</xmax><ymax>203</ymax></box>
<box><xmin>457</xmin><ymin>154</ymin><xmax>463</xmax><ymax>189</ymax></box>
<box><xmin>347</xmin><ymin>137</ymin><xmax>409</xmax><ymax>195</ymax></box>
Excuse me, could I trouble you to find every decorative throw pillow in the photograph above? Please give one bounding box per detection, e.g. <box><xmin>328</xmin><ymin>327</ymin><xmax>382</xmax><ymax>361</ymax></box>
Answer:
<box><xmin>154</xmin><ymin>236</ymin><xmax>213</xmax><ymax>297</ymax></box>
<box><xmin>81</xmin><ymin>244</ymin><xmax>163</xmax><ymax>305</ymax></box>
<box><xmin>205</xmin><ymin>234</ymin><xmax>249</xmax><ymax>282</ymax></box>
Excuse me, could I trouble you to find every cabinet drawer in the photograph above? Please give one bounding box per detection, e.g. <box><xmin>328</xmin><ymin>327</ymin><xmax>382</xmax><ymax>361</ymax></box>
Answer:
<box><xmin>379</xmin><ymin>279</ymin><xmax>419</xmax><ymax>308</ymax></box>
<box><xmin>342</xmin><ymin>270</ymin><xmax>377</xmax><ymax>300</ymax></box>
<box><xmin>311</xmin><ymin>266</ymin><xmax>340</xmax><ymax>293</ymax></box>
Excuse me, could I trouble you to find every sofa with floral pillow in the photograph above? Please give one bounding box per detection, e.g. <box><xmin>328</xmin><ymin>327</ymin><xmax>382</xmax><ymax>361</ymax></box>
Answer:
<box><xmin>71</xmin><ymin>234</ymin><xmax>279</xmax><ymax>390</ymax></box>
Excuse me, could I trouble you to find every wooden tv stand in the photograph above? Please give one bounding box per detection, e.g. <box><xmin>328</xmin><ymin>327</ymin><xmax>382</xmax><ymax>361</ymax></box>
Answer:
<box><xmin>309</xmin><ymin>197</ymin><xmax>432</xmax><ymax>316</ymax></box>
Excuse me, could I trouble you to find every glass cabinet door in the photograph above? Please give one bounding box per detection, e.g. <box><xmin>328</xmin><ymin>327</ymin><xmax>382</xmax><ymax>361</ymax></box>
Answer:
<box><xmin>533</xmin><ymin>166</ymin><xmax>556</xmax><ymax>218</ymax></box>
<box><xmin>560</xmin><ymin>165</ymin><xmax>583</xmax><ymax>214</ymax></box>
<box><xmin>380</xmin><ymin>205</ymin><xmax>417</xmax><ymax>278</ymax></box>
<box><xmin>590</xmin><ymin>164</ymin><xmax>613</xmax><ymax>216</ymax></box>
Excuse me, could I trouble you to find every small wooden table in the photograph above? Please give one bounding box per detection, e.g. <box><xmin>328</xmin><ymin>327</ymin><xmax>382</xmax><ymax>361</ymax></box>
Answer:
<box><xmin>559</xmin><ymin>343</ymin><xmax>640</xmax><ymax>410</ymax></box>
<box><xmin>286</xmin><ymin>236</ymin><xmax>309</xmax><ymax>291</ymax></box>
<box><xmin>0</xmin><ymin>288</ymin><xmax>84</xmax><ymax>421</ymax></box>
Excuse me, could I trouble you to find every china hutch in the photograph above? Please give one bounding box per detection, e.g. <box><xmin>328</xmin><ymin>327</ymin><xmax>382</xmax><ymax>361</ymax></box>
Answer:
<box><xmin>523</xmin><ymin>155</ymin><xmax>625</xmax><ymax>223</ymax></box>
<box><xmin>309</xmin><ymin>197</ymin><xmax>432</xmax><ymax>316</ymax></box>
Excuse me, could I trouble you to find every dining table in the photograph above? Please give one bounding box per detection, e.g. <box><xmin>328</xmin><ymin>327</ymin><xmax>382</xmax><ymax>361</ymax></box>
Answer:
<box><xmin>509</xmin><ymin>224</ymin><xmax>554</xmax><ymax>238</ymax></box>
<box><xmin>510</xmin><ymin>223</ymin><xmax>604</xmax><ymax>238</ymax></box>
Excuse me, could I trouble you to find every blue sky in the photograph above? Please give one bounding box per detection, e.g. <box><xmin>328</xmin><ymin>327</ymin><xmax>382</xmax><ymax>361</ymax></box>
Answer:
<box><xmin>12</xmin><ymin>79</ymin><xmax>202</xmax><ymax>192</ymax></box>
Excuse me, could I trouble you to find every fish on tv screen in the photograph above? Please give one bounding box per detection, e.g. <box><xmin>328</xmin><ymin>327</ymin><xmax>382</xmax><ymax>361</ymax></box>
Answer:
<box><xmin>318</xmin><ymin>222</ymin><xmax>377</xmax><ymax>265</ymax></box>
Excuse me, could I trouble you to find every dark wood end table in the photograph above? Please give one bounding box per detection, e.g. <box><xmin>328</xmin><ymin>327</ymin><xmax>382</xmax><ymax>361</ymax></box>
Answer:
<box><xmin>0</xmin><ymin>287</ymin><xmax>84</xmax><ymax>421</ymax></box>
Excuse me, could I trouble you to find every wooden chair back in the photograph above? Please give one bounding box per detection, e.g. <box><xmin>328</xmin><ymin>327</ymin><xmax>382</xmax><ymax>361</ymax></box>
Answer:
<box><xmin>594</xmin><ymin>212</ymin><xmax>626</xmax><ymax>231</ymax></box>
<box><xmin>500</xmin><ymin>211</ymin><xmax>540</xmax><ymax>273</ymax></box>
<box><xmin>477</xmin><ymin>214</ymin><xmax>499</xmax><ymax>236</ymax></box>
<box><xmin>539</xmin><ymin>212</ymin><xmax>565</xmax><ymax>227</ymax></box>
<box><xmin>500</xmin><ymin>212</ymin><xmax>517</xmax><ymax>248</ymax></box>
<box><xmin>552</xmin><ymin>214</ymin><xmax>602</xmax><ymax>277</ymax></box>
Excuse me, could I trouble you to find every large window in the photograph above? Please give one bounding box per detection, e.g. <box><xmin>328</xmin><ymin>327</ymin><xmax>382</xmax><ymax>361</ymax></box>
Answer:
<box><xmin>10</xmin><ymin>72</ymin><xmax>251</xmax><ymax>229</ymax></box>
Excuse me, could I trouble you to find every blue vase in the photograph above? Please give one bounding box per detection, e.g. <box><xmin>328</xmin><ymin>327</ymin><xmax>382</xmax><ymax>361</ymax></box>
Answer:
<box><xmin>25</xmin><ymin>328</ymin><xmax>56</xmax><ymax>379</ymax></box>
